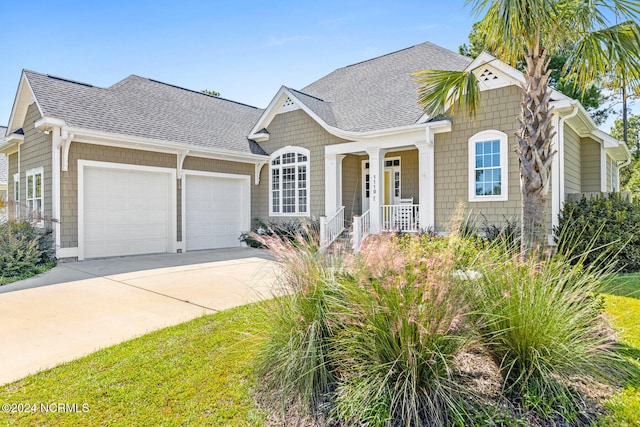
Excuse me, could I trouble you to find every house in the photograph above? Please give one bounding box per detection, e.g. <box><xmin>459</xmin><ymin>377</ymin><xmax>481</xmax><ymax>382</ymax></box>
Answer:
<box><xmin>0</xmin><ymin>41</ymin><xmax>629</xmax><ymax>260</ymax></box>
<box><xmin>0</xmin><ymin>127</ymin><xmax>6</xmax><ymax>200</ymax></box>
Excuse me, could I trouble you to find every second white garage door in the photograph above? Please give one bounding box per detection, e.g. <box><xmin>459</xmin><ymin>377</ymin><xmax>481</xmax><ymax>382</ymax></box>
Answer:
<box><xmin>183</xmin><ymin>172</ymin><xmax>250</xmax><ymax>251</ymax></box>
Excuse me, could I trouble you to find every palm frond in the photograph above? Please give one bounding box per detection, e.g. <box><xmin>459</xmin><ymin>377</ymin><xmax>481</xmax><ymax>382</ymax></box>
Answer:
<box><xmin>413</xmin><ymin>69</ymin><xmax>481</xmax><ymax>119</ymax></box>
<box><xmin>568</xmin><ymin>20</ymin><xmax>640</xmax><ymax>92</ymax></box>
<box><xmin>598</xmin><ymin>0</ymin><xmax>640</xmax><ymax>20</ymax></box>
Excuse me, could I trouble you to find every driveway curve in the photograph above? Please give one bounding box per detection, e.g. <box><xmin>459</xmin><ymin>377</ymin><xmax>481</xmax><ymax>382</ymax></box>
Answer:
<box><xmin>0</xmin><ymin>248</ymin><xmax>278</xmax><ymax>386</ymax></box>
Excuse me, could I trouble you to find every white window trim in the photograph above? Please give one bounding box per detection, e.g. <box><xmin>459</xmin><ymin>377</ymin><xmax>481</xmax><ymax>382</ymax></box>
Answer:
<box><xmin>269</xmin><ymin>146</ymin><xmax>311</xmax><ymax>217</ymax></box>
<box><xmin>13</xmin><ymin>173</ymin><xmax>19</xmax><ymax>218</ymax></box>
<box><xmin>26</xmin><ymin>167</ymin><xmax>44</xmax><ymax>226</ymax></box>
<box><xmin>468</xmin><ymin>130</ymin><xmax>509</xmax><ymax>202</ymax></box>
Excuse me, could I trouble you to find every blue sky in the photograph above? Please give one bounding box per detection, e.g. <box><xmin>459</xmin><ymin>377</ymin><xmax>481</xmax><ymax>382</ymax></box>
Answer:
<box><xmin>0</xmin><ymin>0</ymin><xmax>475</xmax><ymax>123</ymax></box>
<box><xmin>0</xmin><ymin>0</ymin><xmax>630</xmax><ymax>132</ymax></box>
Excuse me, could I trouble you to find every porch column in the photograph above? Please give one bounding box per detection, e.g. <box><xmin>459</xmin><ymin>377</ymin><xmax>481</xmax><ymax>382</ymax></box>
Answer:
<box><xmin>366</xmin><ymin>147</ymin><xmax>385</xmax><ymax>233</ymax></box>
<box><xmin>324</xmin><ymin>153</ymin><xmax>345</xmax><ymax>215</ymax></box>
<box><xmin>417</xmin><ymin>128</ymin><xmax>435</xmax><ymax>231</ymax></box>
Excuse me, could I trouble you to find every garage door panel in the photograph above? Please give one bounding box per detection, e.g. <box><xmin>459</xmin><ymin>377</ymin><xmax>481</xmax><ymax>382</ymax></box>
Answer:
<box><xmin>83</xmin><ymin>166</ymin><xmax>172</xmax><ymax>259</ymax></box>
<box><xmin>185</xmin><ymin>174</ymin><xmax>247</xmax><ymax>251</ymax></box>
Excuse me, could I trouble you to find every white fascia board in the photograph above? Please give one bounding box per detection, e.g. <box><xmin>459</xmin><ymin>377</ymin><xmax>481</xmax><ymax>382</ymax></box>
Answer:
<box><xmin>35</xmin><ymin>116</ymin><xmax>67</xmax><ymax>129</ymax></box>
<box><xmin>250</xmin><ymin>86</ymin><xmax>449</xmax><ymax>143</ymax></box>
<box><xmin>592</xmin><ymin>129</ymin><xmax>631</xmax><ymax>161</ymax></box>
<box><xmin>468</xmin><ymin>53</ymin><xmax>568</xmax><ymax>101</ymax></box>
<box><xmin>248</xmin><ymin>86</ymin><xmax>291</xmax><ymax>138</ymax></box>
<box><xmin>7</xmin><ymin>73</ymin><xmax>43</xmax><ymax>134</ymax></box>
<box><xmin>324</xmin><ymin>120</ymin><xmax>451</xmax><ymax>155</ymax></box>
<box><xmin>0</xmin><ymin>134</ymin><xmax>24</xmax><ymax>154</ymax></box>
<box><xmin>67</xmin><ymin>127</ymin><xmax>269</xmax><ymax>164</ymax></box>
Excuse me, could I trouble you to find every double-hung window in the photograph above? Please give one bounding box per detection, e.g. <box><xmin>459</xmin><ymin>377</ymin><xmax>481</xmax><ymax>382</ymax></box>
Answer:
<box><xmin>26</xmin><ymin>168</ymin><xmax>44</xmax><ymax>223</ymax></box>
<box><xmin>468</xmin><ymin>130</ymin><xmax>508</xmax><ymax>202</ymax></box>
<box><xmin>270</xmin><ymin>147</ymin><xmax>310</xmax><ymax>216</ymax></box>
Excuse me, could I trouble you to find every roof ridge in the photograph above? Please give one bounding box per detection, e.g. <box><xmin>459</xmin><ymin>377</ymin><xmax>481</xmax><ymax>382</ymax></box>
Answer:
<box><xmin>45</xmin><ymin>74</ymin><xmax>95</xmax><ymax>88</ymax></box>
<box><xmin>343</xmin><ymin>44</ymin><xmax>417</xmax><ymax>69</ymax></box>
<box><xmin>144</xmin><ymin>78</ymin><xmax>261</xmax><ymax>110</ymax></box>
<box><xmin>287</xmin><ymin>87</ymin><xmax>327</xmax><ymax>102</ymax></box>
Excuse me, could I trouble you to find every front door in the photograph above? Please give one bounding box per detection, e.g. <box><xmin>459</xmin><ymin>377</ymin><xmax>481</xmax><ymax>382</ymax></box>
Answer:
<box><xmin>362</xmin><ymin>157</ymin><xmax>401</xmax><ymax>213</ymax></box>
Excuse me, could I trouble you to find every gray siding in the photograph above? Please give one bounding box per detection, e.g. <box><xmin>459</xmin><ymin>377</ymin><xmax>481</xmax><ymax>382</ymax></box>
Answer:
<box><xmin>581</xmin><ymin>138</ymin><xmax>601</xmax><ymax>193</ymax></box>
<box><xmin>8</xmin><ymin>103</ymin><xmax>53</xmax><ymax>225</ymax></box>
<box><xmin>253</xmin><ymin>109</ymin><xmax>350</xmax><ymax>221</ymax></box>
<box><xmin>564</xmin><ymin>125</ymin><xmax>581</xmax><ymax>195</ymax></box>
<box><xmin>434</xmin><ymin>85</ymin><xmax>523</xmax><ymax>232</ymax></box>
<box><xmin>8</xmin><ymin>153</ymin><xmax>17</xmax><ymax>219</ymax></box>
<box><xmin>61</xmin><ymin>144</ymin><xmax>256</xmax><ymax>248</ymax></box>
<box><xmin>342</xmin><ymin>154</ymin><xmax>363</xmax><ymax>225</ymax></box>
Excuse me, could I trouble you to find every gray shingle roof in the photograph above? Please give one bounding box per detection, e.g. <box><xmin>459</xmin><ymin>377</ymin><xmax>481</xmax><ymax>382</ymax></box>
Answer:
<box><xmin>23</xmin><ymin>71</ymin><xmax>266</xmax><ymax>155</ymax></box>
<box><xmin>299</xmin><ymin>41</ymin><xmax>472</xmax><ymax>133</ymax></box>
<box><xmin>0</xmin><ymin>126</ymin><xmax>6</xmax><ymax>184</ymax></box>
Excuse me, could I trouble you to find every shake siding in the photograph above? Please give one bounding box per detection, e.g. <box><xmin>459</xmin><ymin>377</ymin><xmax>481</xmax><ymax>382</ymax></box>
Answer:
<box><xmin>17</xmin><ymin>103</ymin><xmax>53</xmax><ymax>225</ymax></box>
<box><xmin>61</xmin><ymin>144</ymin><xmax>258</xmax><ymax>249</ymax></box>
<box><xmin>434</xmin><ymin>85</ymin><xmax>522</xmax><ymax>232</ymax></box>
<box><xmin>252</xmin><ymin>109</ymin><xmax>350</xmax><ymax>222</ymax></box>
<box><xmin>581</xmin><ymin>138</ymin><xmax>601</xmax><ymax>193</ymax></box>
<box><xmin>341</xmin><ymin>154</ymin><xmax>362</xmax><ymax>225</ymax></box>
<box><xmin>564</xmin><ymin>126</ymin><xmax>581</xmax><ymax>196</ymax></box>
<box><xmin>606</xmin><ymin>156</ymin><xmax>612</xmax><ymax>191</ymax></box>
<box><xmin>8</xmin><ymin>153</ymin><xmax>17</xmax><ymax>219</ymax></box>
<box><xmin>61</xmin><ymin>143</ymin><xmax>176</xmax><ymax>248</ymax></box>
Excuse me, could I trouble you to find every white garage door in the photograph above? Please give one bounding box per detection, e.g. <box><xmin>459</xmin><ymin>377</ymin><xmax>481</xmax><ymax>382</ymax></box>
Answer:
<box><xmin>184</xmin><ymin>173</ymin><xmax>249</xmax><ymax>251</ymax></box>
<box><xmin>82</xmin><ymin>164</ymin><xmax>174</xmax><ymax>259</ymax></box>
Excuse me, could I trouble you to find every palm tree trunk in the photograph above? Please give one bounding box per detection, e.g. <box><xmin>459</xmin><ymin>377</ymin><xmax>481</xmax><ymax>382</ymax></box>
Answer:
<box><xmin>516</xmin><ymin>53</ymin><xmax>556</xmax><ymax>256</ymax></box>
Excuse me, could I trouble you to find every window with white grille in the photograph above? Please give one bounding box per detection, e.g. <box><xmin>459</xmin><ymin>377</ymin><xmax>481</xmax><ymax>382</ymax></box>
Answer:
<box><xmin>270</xmin><ymin>147</ymin><xmax>310</xmax><ymax>215</ymax></box>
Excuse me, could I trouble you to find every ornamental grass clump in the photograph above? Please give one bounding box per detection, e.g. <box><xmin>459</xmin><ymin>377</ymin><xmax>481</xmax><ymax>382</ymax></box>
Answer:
<box><xmin>254</xmin><ymin>223</ymin><xmax>340</xmax><ymax>415</ymax></box>
<box><xmin>331</xmin><ymin>235</ymin><xmax>473</xmax><ymax>426</ymax></box>
<box><xmin>469</xmin><ymin>244</ymin><xmax>628</xmax><ymax>421</ymax></box>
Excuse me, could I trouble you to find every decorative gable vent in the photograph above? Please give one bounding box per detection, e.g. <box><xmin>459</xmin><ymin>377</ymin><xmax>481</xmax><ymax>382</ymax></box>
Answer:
<box><xmin>277</xmin><ymin>95</ymin><xmax>300</xmax><ymax>113</ymax></box>
<box><xmin>479</xmin><ymin>69</ymin><xmax>499</xmax><ymax>81</ymax></box>
<box><xmin>282</xmin><ymin>97</ymin><xmax>295</xmax><ymax>108</ymax></box>
<box><xmin>474</xmin><ymin>66</ymin><xmax>511</xmax><ymax>91</ymax></box>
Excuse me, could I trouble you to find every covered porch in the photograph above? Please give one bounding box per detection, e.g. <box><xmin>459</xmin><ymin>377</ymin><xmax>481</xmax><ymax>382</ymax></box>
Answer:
<box><xmin>320</xmin><ymin>125</ymin><xmax>446</xmax><ymax>250</ymax></box>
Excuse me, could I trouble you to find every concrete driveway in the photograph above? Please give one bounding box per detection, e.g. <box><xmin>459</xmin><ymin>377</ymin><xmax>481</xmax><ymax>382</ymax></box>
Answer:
<box><xmin>0</xmin><ymin>248</ymin><xmax>278</xmax><ymax>386</ymax></box>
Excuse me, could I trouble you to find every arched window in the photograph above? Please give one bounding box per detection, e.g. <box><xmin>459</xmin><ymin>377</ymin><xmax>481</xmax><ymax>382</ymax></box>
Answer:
<box><xmin>468</xmin><ymin>130</ymin><xmax>509</xmax><ymax>202</ymax></box>
<box><xmin>269</xmin><ymin>146</ymin><xmax>310</xmax><ymax>215</ymax></box>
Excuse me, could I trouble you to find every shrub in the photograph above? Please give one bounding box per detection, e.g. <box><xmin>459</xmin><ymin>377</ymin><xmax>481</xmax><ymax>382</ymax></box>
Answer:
<box><xmin>331</xmin><ymin>235</ymin><xmax>472</xmax><ymax>426</ymax></box>
<box><xmin>555</xmin><ymin>193</ymin><xmax>640</xmax><ymax>272</ymax></box>
<box><xmin>0</xmin><ymin>220</ymin><xmax>55</xmax><ymax>279</ymax></box>
<box><xmin>481</xmin><ymin>215</ymin><xmax>519</xmax><ymax>252</ymax></box>
<box><xmin>469</xmin><ymin>247</ymin><xmax>628</xmax><ymax>421</ymax></box>
<box><xmin>240</xmin><ymin>218</ymin><xmax>320</xmax><ymax>248</ymax></box>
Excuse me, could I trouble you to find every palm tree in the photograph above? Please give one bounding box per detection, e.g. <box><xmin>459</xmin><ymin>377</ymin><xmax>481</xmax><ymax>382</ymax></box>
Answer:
<box><xmin>415</xmin><ymin>0</ymin><xmax>640</xmax><ymax>255</ymax></box>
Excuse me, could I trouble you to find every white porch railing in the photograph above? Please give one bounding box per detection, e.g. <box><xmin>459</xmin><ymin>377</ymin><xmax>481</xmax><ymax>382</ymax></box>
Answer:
<box><xmin>381</xmin><ymin>204</ymin><xmax>420</xmax><ymax>232</ymax></box>
<box><xmin>320</xmin><ymin>206</ymin><xmax>345</xmax><ymax>251</ymax></box>
<box><xmin>351</xmin><ymin>209</ymin><xmax>370</xmax><ymax>252</ymax></box>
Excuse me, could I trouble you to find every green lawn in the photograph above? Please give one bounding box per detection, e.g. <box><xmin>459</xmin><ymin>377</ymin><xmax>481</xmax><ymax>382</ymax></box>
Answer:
<box><xmin>601</xmin><ymin>273</ymin><xmax>640</xmax><ymax>426</ymax></box>
<box><xmin>0</xmin><ymin>276</ymin><xmax>638</xmax><ymax>426</ymax></box>
<box><xmin>0</xmin><ymin>302</ymin><xmax>269</xmax><ymax>426</ymax></box>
